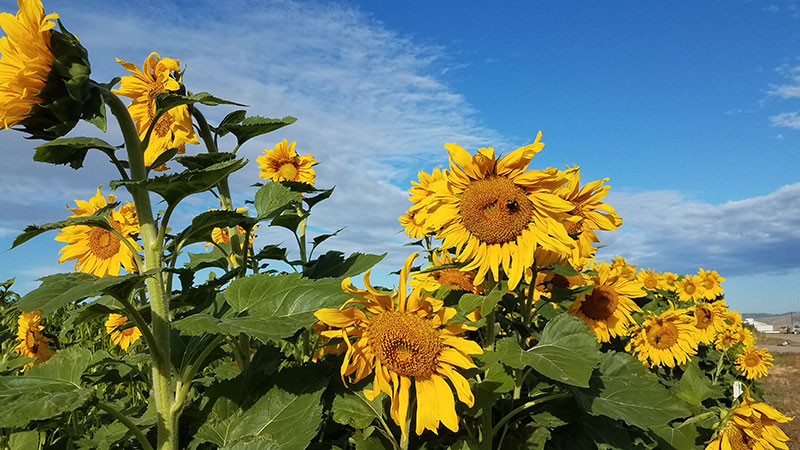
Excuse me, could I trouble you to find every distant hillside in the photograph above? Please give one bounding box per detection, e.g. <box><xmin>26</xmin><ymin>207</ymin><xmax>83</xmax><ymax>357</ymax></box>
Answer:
<box><xmin>741</xmin><ymin>312</ymin><xmax>800</xmax><ymax>329</ymax></box>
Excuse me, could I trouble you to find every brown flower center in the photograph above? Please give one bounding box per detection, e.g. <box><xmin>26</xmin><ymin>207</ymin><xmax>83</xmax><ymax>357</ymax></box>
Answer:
<box><xmin>647</xmin><ymin>320</ymin><xmax>679</xmax><ymax>350</ymax></box>
<box><xmin>366</xmin><ymin>311</ymin><xmax>443</xmax><ymax>378</ymax></box>
<box><xmin>643</xmin><ymin>276</ymin><xmax>658</xmax><ymax>290</ymax></box>
<box><xmin>432</xmin><ymin>268</ymin><xmax>480</xmax><ymax>293</ymax></box>
<box><xmin>580</xmin><ymin>285</ymin><xmax>619</xmax><ymax>320</ymax></box>
<box><xmin>684</xmin><ymin>283</ymin><xmax>696</xmax><ymax>294</ymax></box>
<box><xmin>459</xmin><ymin>176</ymin><xmax>533</xmax><ymax>244</ymax></box>
<box><xmin>724</xmin><ymin>421</ymin><xmax>758</xmax><ymax>450</ymax></box>
<box><xmin>564</xmin><ymin>219</ymin><xmax>583</xmax><ymax>235</ymax></box>
<box><xmin>744</xmin><ymin>352</ymin><xmax>763</xmax><ymax>368</ymax></box>
<box><xmin>88</xmin><ymin>227</ymin><xmax>121</xmax><ymax>260</ymax></box>
<box><xmin>153</xmin><ymin>112</ymin><xmax>173</xmax><ymax>138</ymax></box>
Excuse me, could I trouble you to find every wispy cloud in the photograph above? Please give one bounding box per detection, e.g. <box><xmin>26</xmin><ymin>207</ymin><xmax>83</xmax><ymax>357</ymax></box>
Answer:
<box><xmin>596</xmin><ymin>183</ymin><xmax>800</xmax><ymax>277</ymax></box>
<box><xmin>769</xmin><ymin>111</ymin><xmax>800</xmax><ymax>128</ymax></box>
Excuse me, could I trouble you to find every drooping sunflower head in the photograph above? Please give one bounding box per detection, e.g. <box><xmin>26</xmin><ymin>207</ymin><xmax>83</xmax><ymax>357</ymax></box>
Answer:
<box><xmin>113</xmin><ymin>52</ymin><xmax>198</xmax><ymax>170</ymax></box>
<box><xmin>411</xmin><ymin>133</ymin><xmax>577</xmax><ymax>290</ymax></box>
<box><xmin>705</xmin><ymin>395</ymin><xmax>793</xmax><ymax>450</ymax></box>
<box><xmin>627</xmin><ymin>304</ymin><xmax>700</xmax><ymax>368</ymax></box>
<box><xmin>567</xmin><ymin>261</ymin><xmax>644</xmax><ymax>342</ymax></box>
<box><xmin>55</xmin><ymin>186</ymin><xmax>142</xmax><ymax>277</ymax></box>
<box><xmin>14</xmin><ymin>310</ymin><xmax>54</xmax><ymax>369</ymax></box>
<box><xmin>735</xmin><ymin>346</ymin><xmax>774</xmax><ymax>380</ymax></box>
<box><xmin>698</xmin><ymin>268</ymin><xmax>725</xmax><ymax>300</ymax></box>
<box><xmin>0</xmin><ymin>0</ymin><xmax>95</xmax><ymax>139</ymax></box>
<box><xmin>399</xmin><ymin>208</ymin><xmax>429</xmax><ymax>239</ymax></box>
<box><xmin>314</xmin><ymin>253</ymin><xmax>482</xmax><ymax>438</ymax></box>
<box><xmin>104</xmin><ymin>313</ymin><xmax>141</xmax><ymax>351</ymax></box>
<box><xmin>256</xmin><ymin>139</ymin><xmax>317</xmax><ymax>185</ymax></box>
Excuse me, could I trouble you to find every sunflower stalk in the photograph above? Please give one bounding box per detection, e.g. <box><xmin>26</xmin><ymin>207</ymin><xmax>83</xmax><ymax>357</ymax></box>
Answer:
<box><xmin>95</xmin><ymin>401</ymin><xmax>154</xmax><ymax>450</ymax></box>
<box><xmin>190</xmin><ymin>106</ymin><xmax>245</xmax><ymax>270</ymax></box>
<box><xmin>103</xmin><ymin>87</ymin><xmax>176</xmax><ymax>450</ymax></box>
<box><xmin>491</xmin><ymin>392</ymin><xmax>572</xmax><ymax>436</ymax></box>
<box><xmin>712</xmin><ymin>349</ymin><xmax>727</xmax><ymax>385</ymax></box>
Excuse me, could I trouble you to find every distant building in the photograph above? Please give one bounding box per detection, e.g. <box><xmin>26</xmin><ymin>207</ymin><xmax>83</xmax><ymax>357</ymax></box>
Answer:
<box><xmin>743</xmin><ymin>318</ymin><xmax>779</xmax><ymax>334</ymax></box>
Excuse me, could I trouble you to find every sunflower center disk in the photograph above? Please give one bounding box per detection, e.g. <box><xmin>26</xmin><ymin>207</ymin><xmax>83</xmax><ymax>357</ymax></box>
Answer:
<box><xmin>432</xmin><ymin>268</ymin><xmax>477</xmax><ymax>292</ymax></box>
<box><xmin>366</xmin><ymin>311</ymin><xmax>443</xmax><ymax>378</ymax></box>
<box><xmin>278</xmin><ymin>162</ymin><xmax>299</xmax><ymax>180</ymax></box>
<box><xmin>647</xmin><ymin>321</ymin><xmax>679</xmax><ymax>349</ymax></box>
<box><xmin>580</xmin><ymin>286</ymin><xmax>620</xmax><ymax>320</ymax></box>
<box><xmin>153</xmin><ymin>112</ymin><xmax>173</xmax><ymax>138</ymax></box>
<box><xmin>459</xmin><ymin>176</ymin><xmax>534</xmax><ymax>245</ymax></box>
<box><xmin>88</xmin><ymin>227</ymin><xmax>122</xmax><ymax>260</ymax></box>
<box><xmin>744</xmin><ymin>353</ymin><xmax>762</xmax><ymax>367</ymax></box>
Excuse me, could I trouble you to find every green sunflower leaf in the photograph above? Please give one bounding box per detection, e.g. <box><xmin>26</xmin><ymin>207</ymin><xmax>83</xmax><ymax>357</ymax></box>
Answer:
<box><xmin>226</xmin><ymin>115</ymin><xmax>297</xmax><ymax>147</ymax></box>
<box><xmin>175</xmin><ymin>152</ymin><xmax>236</xmax><ymax>170</ymax></box>
<box><xmin>495</xmin><ymin>314</ymin><xmax>600</xmax><ymax>387</ymax></box>
<box><xmin>33</xmin><ymin>137</ymin><xmax>119</xmax><ymax>169</ymax></box>
<box><xmin>154</xmin><ymin>91</ymin><xmax>246</xmax><ymax>118</ymax></box>
<box><xmin>110</xmin><ymin>158</ymin><xmax>247</xmax><ymax>206</ymax></box>
<box><xmin>303</xmin><ymin>251</ymin><xmax>386</xmax><ymax>280</ymax></box>
<box><xmin>0</xmin><ymin>347</ymin><xmax>93</xmax><ymax>428</ymax></box>
<box><xmin>254</xmin><ymin>182</ymin><xmax>302</xmax><ymax>219</ymax></box>
<box><xmin>331</xmin><ymin>391</ymin><xmax>386</xmax><ymax>429</ymax></box>
<box><xmin>10</xmin><ymin>202</ymin><xmax>117</xmax><ymax>249</ymax></box>
<box><xmin>651</xmin><ymin>423</ymin><xmax>699</xmax><ymax>450</ymax></box>
<box><xmin>571</xmin><ymin>351</ymin><xmax>692</xmax><ymax>430</ymax></box>
<box><xmin>18</xmin><ymin>271</ymin><xmax>155</xmax><ymax>317</ymax></box>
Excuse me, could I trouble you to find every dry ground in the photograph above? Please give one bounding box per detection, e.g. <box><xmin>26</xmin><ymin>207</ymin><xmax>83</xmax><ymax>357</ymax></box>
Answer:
<box><xmin>760</xmin><ymin>351</ymin><xmax>800</xmax><ymax>446</ymax></box>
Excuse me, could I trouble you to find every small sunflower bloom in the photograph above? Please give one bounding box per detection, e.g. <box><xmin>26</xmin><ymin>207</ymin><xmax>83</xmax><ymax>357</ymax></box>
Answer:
<box><xmin>689</xmin><ymin>300</ymin><xmax>729</xmax><ymax>344</ymax></box>
<box><xmin>55</xmin><ymin>186</ymin><xmax>142</xmax><ymax>277</ymax></box>
<box><xmin>637</xmin><ymin>268</ymin><xmax>661</xmax><ymax>292</ymax></box>
<box><xmin>677</xmin><ymin>274</ymin><xmax>705</xmax><ymax>302</ymax></box>
<box><xmin>554</xmin><ymin>166</ymin><xmax>622</xmax><ymax>261</ymax></box>
<box><xmin>698</xmin><ymin>268</ymin><xmax>725</xmax><ymax>300</ymax></box>
<box><xmin>735</xmin><ymin>346</ymin><xmax>773</xmax><ymax>380</ymax></box>
<box><xmin>113</xmin><ymin>52</ymin><xmax>198</xmax><ymax>170</ymax></box>
<box><xmin>314</xmin><ymin>253</ymin><xmax>482</xmax><ymax>438</ymax></box>
<box><xmin>410</xmin><ymin>250</ymin><xmax>482</xmax><ymax>294</ymax></box>
<box><xmin>410</xmin><ymin>133</ymin><xmax>577</xmax><ymax>291</ymax></box>
<box><xmin>610</xmin><ymin>256</ymin><xmax>638</xmax><ymax>280</ymax></box>
<box><xmin>257</xmin><ymin>139</ymin><xmax>317</xmax><ymax>185</ymax></box>
<box><xmin>567</xmin><ymin>261</ymin><xmax>644</xmax><ymax>342</ymax></box>
<box><xmin>705</xmin><ymin>394</ymin><xmax>792</xmax><ymax>450</ymax></box>
<box><xmin>14</xmin><ymin>311</ymin><xmax>55</xmax><ymax>370</ymax></box>
<box><xmin>105</xmin><ymin>314</ymin><xmax>142</xmax><ymax>351</ymax></box>
<box><xmin>627</xmin><ymin>304</ymin><xmax>700</xmax><ymax>368</ymax></box>
<box><xmin>660</xmin><ymin>272</ymin><xmax>679</xmax><ymax>291</ymax></box>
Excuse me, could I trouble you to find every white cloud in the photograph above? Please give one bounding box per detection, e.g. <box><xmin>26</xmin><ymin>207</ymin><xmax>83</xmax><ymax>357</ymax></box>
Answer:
<box><xmin>596</xmin><ymin>183</ymin><xmax>800</xmax><ymax>277</ymax></box>
<box><xmin>769</xmin><ymin>111</ymin><xmax>800</xmax><ymax>128</ymax></box>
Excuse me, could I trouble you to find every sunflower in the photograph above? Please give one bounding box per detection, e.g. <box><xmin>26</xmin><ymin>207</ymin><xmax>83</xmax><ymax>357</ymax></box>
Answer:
<box><xmin>627</xmin><ymin>304</ymin><xmax>700</xmax><ymax>368</ymax></box>
<box><xmin>113</xmin><ymin>52</ymin><xmax>198</xmax><ymax>170</ymax></box>
<box><xmin>55</xmin><ymin>186</ymin><xmax>142</xmax><ymax>277</ymax></box>
<box><xmin>553</xmin><ymin>166</ymin><xmax>622</xmax><ymax>262</ymax></box>
<box><xmin>314</xmin><ymin>253</ymin><xmax>482</xmax><ymax>438</ymax></box>
<box><xmin>257</xmin><ymin>139</ymin><xmax>317</xmax><ymax>185</ymax></box>
<box><xmin>735</xmin><ymin>346</ymin><xmax>774</xmax><ymax>380</ymax></box>
<box><xmin>698</xmin><ymin>268</ymin><xmax>725</xmax><ymax>300</ymax></box>
<box><xmin>411</xmin><ymin>250</ymin><xmax>482</xmax><ymax>294</ymax></box>
<box><xmin>677</xmin><ymin>274</ymin><xmax>705</xmax><ymax>302</ymax></box>
<box><xmin>399</xmin><ymin>208</ymin><xmax>428</xmax><ymax>239</ymax></box>
<box><xmin>610</xmin><ymin>256</ymin><xmax>638</xmax><ymax>280</ymax></box>
<box><xmin>689</xmin><ymin>300</ymin><xmax>729</xmax><ymax>344</ymax></box>
<box><xmin>413</xmin><ymin>133</ymin><xmax>576</xmax><ymax>290</ymax></box>
<box><xmin>738</xmin><ymin>327</ymin><xmax>755</xmax><ymax>348</ymax></box>
<box><xmin>714</xmin><ymin>328</ymin><xmax>742</xmax><ymax>351</ymax></box>
<box><xmin>637</xmin><ymin>268</ymin><xmax>661</xmax><ymax>292</ymax></box>
<box><xmin>0</xmin><ymin>0</ymin><xmax>56</xmax><ymax>128</ymax></box>
<box><xmin>105</xmin><ymin>314</ymin><xmax>141</xmax><ymax>351</ymax></box>
<box><xmin>567</xmin><ymin>261</ymin><xmax>644</xmax><ymax>342</ymax></box>
<box><xmin>14</xmin><ymin>311</ymin><xmax>55</xmax><ymax>370</ymax></box>
<box><xmin>660</xmin><ymin>272</ymin><xmax>679</xmax><ymax>291</ymax></box>
<box><xmin>705</xmin><ymin>394</ymin><xmax>792</xmax><ymax>450</ymax></box>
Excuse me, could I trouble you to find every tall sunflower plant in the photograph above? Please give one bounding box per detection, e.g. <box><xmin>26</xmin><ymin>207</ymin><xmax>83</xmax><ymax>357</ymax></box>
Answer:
<box><xmin>0</xmin><ymin>1</ymin><xmax>793</xmax><ymax>450</ymax></box>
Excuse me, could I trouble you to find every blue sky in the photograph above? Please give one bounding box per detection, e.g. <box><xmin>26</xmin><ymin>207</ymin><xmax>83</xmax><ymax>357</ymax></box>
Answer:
<box><xmin>0</xmin><ymin>0</ymin><xmax>798</xmax><ymax>314</ymax></box>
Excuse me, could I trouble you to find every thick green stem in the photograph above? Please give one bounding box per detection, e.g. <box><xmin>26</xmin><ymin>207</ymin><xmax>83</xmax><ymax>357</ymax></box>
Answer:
<box><xmin>296</xmin><ymin>205</ymin><xmax>308</xmax><ymax>265</ymax></box>
<box><xmin>190</xmin><ymin>106</ymin><xmax>244</xmax><ymax>269</ymax></box>
<box><xmin>712</xmin><ymin>350</ymin><xmax>726</xmax><ymax>385</ymax></box>
<box><xmin>172</xmin><ymin>335</ymin><xmax>226</xmax><ymax>416</ymax></box>
<box><xmin>96</xmin><ymin>401</ymin><xmax>154</xmax><ymax>450</ymax></box>
<box><xmin>103</xmin><ymin>89</ymin><xmax>175</xmax><ymax>450</ymax></box>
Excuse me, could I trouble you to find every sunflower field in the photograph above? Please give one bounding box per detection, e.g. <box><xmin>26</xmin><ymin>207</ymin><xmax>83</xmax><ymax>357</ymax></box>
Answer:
<box><xmin>0</xmin><ymin>1</ymin><xmax>794</xmax><ymax>449</ymax></box>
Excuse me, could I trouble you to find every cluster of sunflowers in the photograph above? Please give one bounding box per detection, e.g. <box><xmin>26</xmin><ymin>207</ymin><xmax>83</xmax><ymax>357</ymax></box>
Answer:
<box><xmin>0</xmin><ymin>0</ymin><xmax>794</xmax><ymax>449</ymax></box>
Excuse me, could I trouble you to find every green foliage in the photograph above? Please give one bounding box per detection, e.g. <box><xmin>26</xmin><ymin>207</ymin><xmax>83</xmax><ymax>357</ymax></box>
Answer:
<box><xmin>11</xmin><ymin>202</ymin><xmax>117</xmax><ymax>250</ymax></box>
<box><xmin>33</xmin><ymin>137</ymin><xmax>119</xmax><ymax>169</ymax></box>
